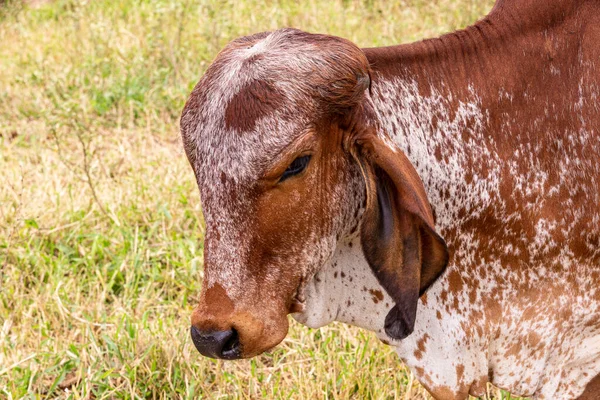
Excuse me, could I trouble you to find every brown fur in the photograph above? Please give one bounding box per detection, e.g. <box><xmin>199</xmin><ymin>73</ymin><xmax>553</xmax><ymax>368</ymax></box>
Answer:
<box><xmin>352</xmin><ymin>124</ymin><xmax>449</xmax><ymax>339</ymax></box>
<box><xmin>181</xmin><ymin>1</ymin><xmax>600</xmax><ymax>397</ymax></box>
<box><xmin>578</xmin><ymin>373</ymin><xmax>600</xmax><ymax>400</ymax></box>
<box><xmin>224</xmin><ymin>79</ymin><xmax>284</xmax><ymax>132</ymax></box>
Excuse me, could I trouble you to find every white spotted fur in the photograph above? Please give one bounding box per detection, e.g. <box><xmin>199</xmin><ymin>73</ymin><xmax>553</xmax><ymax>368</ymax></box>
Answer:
<box><xmin>183</xmin><ymin>26</ymin><xmax>600</xmax><ymax>399</ymax></box>
<box><xmin>294</xmin><ymin>76</ymin><xmax>600</xmax><ymax>398</ymax></box>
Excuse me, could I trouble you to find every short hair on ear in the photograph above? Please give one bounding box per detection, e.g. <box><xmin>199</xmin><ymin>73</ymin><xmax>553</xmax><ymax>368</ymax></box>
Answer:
<box><xmin>351</xmin><ymin>121</ymin><xmax>449</xmax><ymax>340</ymax></box>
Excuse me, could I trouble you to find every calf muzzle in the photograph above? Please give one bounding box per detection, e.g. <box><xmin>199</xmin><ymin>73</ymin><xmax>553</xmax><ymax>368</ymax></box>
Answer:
<box><xmin>190</xmin><ymin>326</ymin><xmax>242</xmax><ymax>360</ymax></box>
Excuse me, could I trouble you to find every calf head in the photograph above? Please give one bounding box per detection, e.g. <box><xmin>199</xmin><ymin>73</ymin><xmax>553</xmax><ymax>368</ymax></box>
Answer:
<box><xmin>180</xmin><ymin>29</ymin><xmax>448</xmax><ymax>359</ymax></box>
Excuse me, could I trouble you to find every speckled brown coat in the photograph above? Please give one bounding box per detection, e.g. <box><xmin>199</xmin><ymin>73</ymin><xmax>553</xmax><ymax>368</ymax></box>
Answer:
<box><xmin>181</xmin><ymin>0</ymin><xmax>600</xmax><ymax>398</ymax></box>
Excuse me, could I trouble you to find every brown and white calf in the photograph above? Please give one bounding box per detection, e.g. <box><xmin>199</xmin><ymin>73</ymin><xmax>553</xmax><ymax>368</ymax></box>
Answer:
<box><xmin>179</xmin><ymin>0</ymin><xmax>600</xmax><ymax>398</ymax></box>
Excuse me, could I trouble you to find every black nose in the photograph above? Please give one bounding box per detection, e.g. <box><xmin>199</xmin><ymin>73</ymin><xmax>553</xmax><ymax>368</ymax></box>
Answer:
<box><xmin>190</xmin><ymin>326</ymin><xmax>242</xmax><ymax>360</ymax></box>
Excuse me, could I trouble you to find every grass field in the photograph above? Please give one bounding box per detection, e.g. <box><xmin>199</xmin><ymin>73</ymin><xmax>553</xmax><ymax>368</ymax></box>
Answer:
<box><xmin>0</xmin><ymin>0</ymin><xmax>517</xmax><ymax>398</ymax></box>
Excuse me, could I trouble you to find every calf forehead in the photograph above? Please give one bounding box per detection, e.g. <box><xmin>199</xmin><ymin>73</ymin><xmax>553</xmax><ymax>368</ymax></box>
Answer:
<box><xmin>193</xmin><ymin>111</ymin><xmax>305</xmax><ymax>208</ymax></box>
<box><xmin>180</xmin><ymin>29</ymin><xmax>323</xmax><ymax>187</ymax></box>
<box><xmin>180</xmin><ymin>27</ymin><xmax>369</xmax><ymax>190</ymax></box>
<box><xmin>182</xmin><ymin>80</ymin><xmax>307</xmax><ymax>191</ymax></box>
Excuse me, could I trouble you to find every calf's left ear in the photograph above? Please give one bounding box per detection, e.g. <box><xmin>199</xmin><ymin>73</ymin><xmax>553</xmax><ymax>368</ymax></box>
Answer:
<box><xmin>352</xmin><ymin>128</ymin><xmax>449</xmax><ymax>340</ymax></box>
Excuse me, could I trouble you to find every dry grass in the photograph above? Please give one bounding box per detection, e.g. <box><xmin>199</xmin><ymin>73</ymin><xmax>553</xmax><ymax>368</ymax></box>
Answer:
<box><xmin>0</xmin><ymin>0</ymin><xmax>524</xmax><ymax>398</ymax></box>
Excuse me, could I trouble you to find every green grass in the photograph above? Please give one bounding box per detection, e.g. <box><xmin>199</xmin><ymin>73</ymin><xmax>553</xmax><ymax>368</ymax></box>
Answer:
<box><xmin>0</xmin><ymin>0</ymin><xmax>522</xmax><ymax>398</ymax></box>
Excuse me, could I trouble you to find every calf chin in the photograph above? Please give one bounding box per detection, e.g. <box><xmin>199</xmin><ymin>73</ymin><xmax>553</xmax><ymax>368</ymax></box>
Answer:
<box><xmin>290</xmin><ymin>273</ymin><xmax>337</xmax><ymax>329</ymax></box>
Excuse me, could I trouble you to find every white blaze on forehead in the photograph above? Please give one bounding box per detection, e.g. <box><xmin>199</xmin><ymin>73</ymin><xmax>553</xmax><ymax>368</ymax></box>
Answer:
<box><xmin>182</xmin><ymin>28</ymin><xmax>369</xmax><ymax>188</ymax></box>
<box><xmin>182</xmin><ymin>31</ymin><xmax>291</xmax><ymax>184</ymax></box>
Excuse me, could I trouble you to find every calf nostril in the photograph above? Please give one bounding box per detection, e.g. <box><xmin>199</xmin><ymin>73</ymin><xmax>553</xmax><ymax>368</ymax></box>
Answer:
<box><xmin>220</xmin><ymin>328</ymin><xmax>241</xmax><ymax>359</ymax></box>
<box><xmin>190</xmin><ymin>326</ymin><xmax>242</xmax><ymax>360</ymax></box>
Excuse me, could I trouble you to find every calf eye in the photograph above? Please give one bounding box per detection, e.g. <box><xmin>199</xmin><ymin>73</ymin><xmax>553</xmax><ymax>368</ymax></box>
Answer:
<box><xmin>279</xmin><ymin>155</ymin><xmax>311</xmax><ymax>182</ymax></box>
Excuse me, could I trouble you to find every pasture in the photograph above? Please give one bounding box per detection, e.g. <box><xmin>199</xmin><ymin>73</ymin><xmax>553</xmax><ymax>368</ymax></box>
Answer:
<box><xmin>0</xmin><ymin>0</ymin><xmax>521</xmax><ymax>398</ymax></box>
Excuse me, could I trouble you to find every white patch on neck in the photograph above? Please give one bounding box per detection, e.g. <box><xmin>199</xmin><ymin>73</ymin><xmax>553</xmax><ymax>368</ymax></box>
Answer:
<box><xmin>369</xmin><ymin>78</ymin><xmax>499</xmax><ymax>232</ymax></box>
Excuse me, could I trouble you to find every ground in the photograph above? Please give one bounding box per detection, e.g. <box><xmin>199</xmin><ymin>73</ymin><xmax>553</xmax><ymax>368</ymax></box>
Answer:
<box><xmin>0</xmin><ymin>0</ymin><xmax>524</xmax><ymax>398</ymax></box>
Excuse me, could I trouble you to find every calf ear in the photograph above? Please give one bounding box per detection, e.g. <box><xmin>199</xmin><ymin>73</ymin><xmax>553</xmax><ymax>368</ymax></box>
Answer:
<box><xmin>352</xmin><ymin>130</ymin><xmax>449</xmax><ymax>340</ymax></box>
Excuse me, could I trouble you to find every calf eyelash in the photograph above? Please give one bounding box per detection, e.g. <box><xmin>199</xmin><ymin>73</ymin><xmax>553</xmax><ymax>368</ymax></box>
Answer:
<box><xmin>279</xmin><ymin>155</ymin><xmax>311</xmax><ymax>182</ymax></box>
